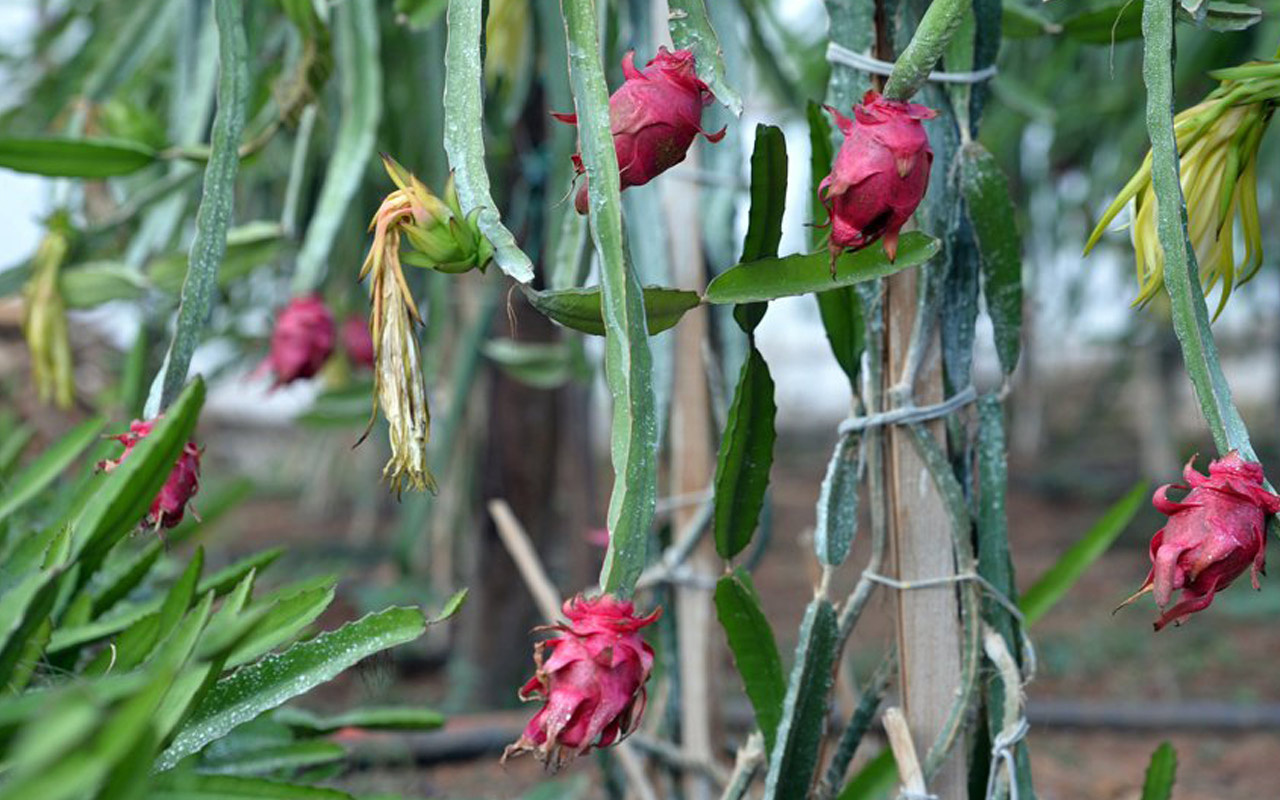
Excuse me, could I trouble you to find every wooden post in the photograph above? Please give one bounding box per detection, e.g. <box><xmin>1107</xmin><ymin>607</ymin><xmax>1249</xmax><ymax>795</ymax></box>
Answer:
<box><xmin>885</xmin><ymin>268</ymin><xmax>966</xmax><ymax>798</ymax></box>
<box><xmin>666</xmin><ymin>151</ymin><xmax>718</xmax><ymax>800</ymax></box>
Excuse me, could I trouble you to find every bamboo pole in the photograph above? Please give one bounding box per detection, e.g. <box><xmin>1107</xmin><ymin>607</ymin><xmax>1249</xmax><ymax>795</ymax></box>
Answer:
<box><xmin>666</xmin><ymin>146</ymin><xmax>719</xmax><ymax>800</ymax></box>
<box><xmin>884</xmin><ymin>268</ymin><xmax>966</xmax><ymax>799</ymax></box>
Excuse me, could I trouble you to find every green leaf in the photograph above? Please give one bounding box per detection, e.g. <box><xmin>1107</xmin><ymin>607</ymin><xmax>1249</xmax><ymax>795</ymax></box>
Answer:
<box><xmin>148</xmin><ymin>774</ymin><xmax>354</xmax><ymax>800</ymax></box>
<box><xmin>524</xmin><ymin>285</ymin><xmax>701</xmax><ymax>337</ymax></box>
<box><xmin>0</xmin><ymin>425</ymin><xmax>34</xmax><ymax>477</ymax></box>
<box><xmin>0</xmin><ymin>137</ymin><xmax>157</xmax><ymax>178</ymax></box>
<box><xmin>225</xmin><ymin>581</ymin><xmax>336</xmax><ymax>668</ymax></box>
<box><xmin>90</xmin><ymin>540</ymin><xmax>163</xmax><ymax>617</ymax></box>
<box><xmin>836</xmin><ymin>749</ymin><xmax>896</xmax><ymax>800</ymax></box>
<box><xmin>292</xmin><ymin>0</ymin><xmax>381</xmax><ymax>294</ymax></box>
<box><xmin>1001</xmin><ymin>2</ymin><xmax>1061</xmax><ymax>38</ymax></box>
<box><xmin>667</xmin><ymin>0</ymin><xmax>743</xmax><ymax>116</ymax></box>
<box><xmin>482</xmin><ymin>339</ymin><xmax>588</xmax><ymax>390</ymax></box>
<box><xmin>198</xmin><ymin>549</ymin><xmax>284</xmax><ymax>596</ymax></box>
<box><xmin>975</xmin><ymin>397</ymin><xmax>1036</xmax><ymax>799</ymax></box>
<box><xmin>961</xmin><ymin>141</ymin><xmax>1022</xmax><ymax>375</ymax></box>
<box><xmin>51</xmin><ymin>546</ymin><xmax>277</xmax><ymax>654</ymax></box>
<box><xmin>1019</xmin><ymin>482</ymin><xmax>1147</xmax><ymax>626</ymax></box>
<box><xmin>61</xmin><ymin>263</ymin><xmax>149</xmax><ymax>308</ymax></box>
<box><xmin>273</xmin><ymin>706</ymin><xmax>445</xmax><ymax>734</ymax></box>
<box><xmin>0</xmin><ymin>416</ymin><xmax>105</xmax><ymax>525</ymax></box>
<box><xmin>156</xmin><ymin>606</ymin><xmax>426</xmax><ymax>771</ymax></box>
<box><xmin>714</xmin><ymin>570</ymin><xmax>785</xmax><ymax>753</ymax></box>
<box><xmin>821</xmin><ymin>657</ymin><xmax>890</xmax><ymax>797</ymax></box>
<box><xmin>734</xmin><ymin>124</ymin><xmax>788</xmax><ymax>333</ymax></box>
<box><xmin>1061</xmin><ymin>1</ymin><xmax>1143</xmax><ymax>43</ymax></box>
<box><xmin>713</xmin><ymin>348</ymin><xmax>777</xmax><ymax>560</ymax></box>
<box><xmin>0</xmin><ymin>574</ymin><xmax>60</xmax><ymax>691</ymax></box>
<box><xmin>807</xmin><ymin>99</ymin><xmax>833</xmax><ymax>243</ymax></box>
<box><xmin>73</xmin><ymin>380</ymin><xmax>205</xmax><ymax>567</ymax></box>
<box><xmin>1141</xmin><ymin>0</ymin><xmax>1253</xmax><ymax>460</ymax></box>
<box><xmin>86</xmin><ymin>549</ymin><xmax>203</xmax><ymax>674</ymax></box>
<box><xmin>443</xmin><ymin>0</ymin><xmax>534</xmax><ymax>283</ymax></box>
<box><xmin>1141</xmin><ymin>742</ymin><xmax>1177</xmax><ymax>800</ymax></box>
<box><xmin>816</xmin><ymin>288</ymin><xmax>864</xmax><ymax>387</ymax></box>
<box><xmin>149</xmin><ymin>222</ymin><xmax>287</xmax><ymax>295</ymax></box>
<box><xmin>199</xmin><ymin>740</ymin><xmax>346</xmax><ymax>775</ymax></box>
<box><xmin>150</xmin><ymin>0</ymin><xmax>248</xmax><ymax>414</ymax></box>
<box><xmin>561</xmin><ymin>0</ymin><xmax>658</xmax><ymax>596</ymax></box>
<box><xmin>763</xmin><ymin>597</ymin><xmax>838</xmax><ymax>799</ymax></box>
<box><xmin>1195</xmin><ymin>1</ymin><xmax>1262</xmax><ymax>32</ymax></box>
<box><xmin>431</xmin><ymin>587</ymin><xmax>468</xmax><ymax>623</ymax></box>
<box><xmin>706</xmin><ymin>233</ymin><xmax>940</xmax><ymax>305</ymax></box>
<box><xmin>814</xmin><ymin>431</ymin><xmax>860</xmax><ymax>567</ymax></box>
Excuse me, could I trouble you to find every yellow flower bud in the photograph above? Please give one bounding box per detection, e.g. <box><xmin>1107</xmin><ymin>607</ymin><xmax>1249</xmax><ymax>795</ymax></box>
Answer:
<box><xmin>1086</xmin><ymin>63</ymin><xmax>1277</xmax><ymax>318</ymax></box>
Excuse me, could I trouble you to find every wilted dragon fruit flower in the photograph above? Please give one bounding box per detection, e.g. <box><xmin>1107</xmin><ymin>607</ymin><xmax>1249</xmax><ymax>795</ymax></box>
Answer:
<box><xmin>359</xmin><ymin>156</ymin><xmax>493</xmax><ymax>495</ymax></box>
<box><xmin>504</xmin><ymin>594</ymin><xmax>661</xmax><ymax>768</ymax></box>
<box><xmin>1085</xmin><ymin>61</ymin><xmax>1277</xmax><ymax>317</ymax></box>
<box><xmin>820</xmin><ymin>91</ymin><xmax>936</xmax><ymax>273</ymax></box>
<box><xmin>22</xmin><ymin>211</ymin><xmax>75</xmax><ymax>409</ymax></box>
<box><xmin>1120</xmin><ymin>452</ymin><xmax>1280</xmax><ymax>630</ymax></box>
<box><xmin>99</xmin><ymin>418</ymin><xmax>202</xmax><ymax>531</ymax></box>
<box><xmin>258</xmin><ymin>295</ymin><xmax>336</xmax><ymax>387</ymax></box>
<box><xmin>553</xmin><ymin>47</ymin><xmax>725</xmax><ymax>214</ymax></box>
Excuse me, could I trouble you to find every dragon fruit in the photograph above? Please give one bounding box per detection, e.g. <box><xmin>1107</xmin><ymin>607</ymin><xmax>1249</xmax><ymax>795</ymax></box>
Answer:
<box><xmin>504</xmin><ymin>594</ymin><xmax>661</xmax><ymax>767</ymax></box>
<box><xmin>553</xmin><ymin>47</ymin><xmax>725</xmax><ymax>214</ymax></box>
<box><xmin>1122</xmin><ymin>452</ymin><xmax>1280</xmax><ymax>630</ymax></box>
<box><xmin>820</xmin><ymin>90</ymin><xmax>936</xmax><ymax>271</ymax></box>
<box><xmin>99</xmin><ymin>418</ymin><xmax>201</xmax><ymax>531</ymax></box>
<box><xmin>341</xmin><ymin>315</ymin><xmax>375</xmax><ymax>370</ymax></box>
<box><xmin>259</xmin><ymin>296</ymin><xmax>336</xmax><ymax>387</ymax></box>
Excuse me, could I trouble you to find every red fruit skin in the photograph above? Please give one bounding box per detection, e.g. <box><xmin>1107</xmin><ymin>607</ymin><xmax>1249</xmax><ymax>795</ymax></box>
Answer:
<box><xmin>820</xmin><ymin>91</ymin><xmax>936</xmax><ymax>264</ymax></box>
<box><xmin>504</xmin><ymin>594</ymin><xmax>661</xmax><ymax>767</ymax></box>
<box><xmin>260</xmin><ymin>296</ymin><xmax>336</xmax><ymax>386</ymax></box>
<box><xmin>98</xmin><ymin>418</ymin><xmax>202</xmax><ymax>530</ymax></box>
<box><xmin>553</xmin><ymin>47</ymin><xmax>725</xmax><ymax>214</ymax></box>
<box><xmin>340</xmin><ymin>315</ymin><xmax>375</xmax><ymax>370</ymax></box>
<box><xmin>1132</xmin><ymin>452</ymin><xmax>1280</xmax><ymax>630</ymax></box>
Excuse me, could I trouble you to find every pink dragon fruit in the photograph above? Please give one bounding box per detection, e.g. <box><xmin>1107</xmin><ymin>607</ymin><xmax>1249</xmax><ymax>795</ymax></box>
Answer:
<box><xmin>504</xmin><ymin>594</ymin><xmax>661</xmax><ymax>767</ymax></box>
<box><xmin>340</xmin><ymin>314</ymin><xmax>374</xmax><ymax>370</ymax></box>
<box><xmin>259</xmin><ymin>296</ymin><xmax>336</xmax><ymax>386</ymax></box>
<box><xmin>1122</xmin><ymin>452</ymin><xmax>1280</xmax><ymax>630</ymax></box>
<box><xmin>821</xmin><ymin>91</ymin><xmax>936</xmax><ymax>271</ymax></box>
<box><xmin>99</xmin><ymin>418</ymin><xmax>201</xmax><ymax>530</ymax></box>
<box><xmin>553</xmin><ymin>47</ymin><xmax>725</xmax><ymax>214</ymax></box>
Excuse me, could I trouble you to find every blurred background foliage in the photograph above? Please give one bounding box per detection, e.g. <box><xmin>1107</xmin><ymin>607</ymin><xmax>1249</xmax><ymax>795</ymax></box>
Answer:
<box><xmin>2</xmin><ymin>0</ymin><xmax>1280</xmax><ymax>798</ymax></box>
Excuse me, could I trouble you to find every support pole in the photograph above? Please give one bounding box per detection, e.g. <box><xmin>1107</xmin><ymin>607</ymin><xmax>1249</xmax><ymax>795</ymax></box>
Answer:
<box><xmin>884</xmin><ymin>268</ymin><xmax>966</xmax><ymax>799</ymax></box>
